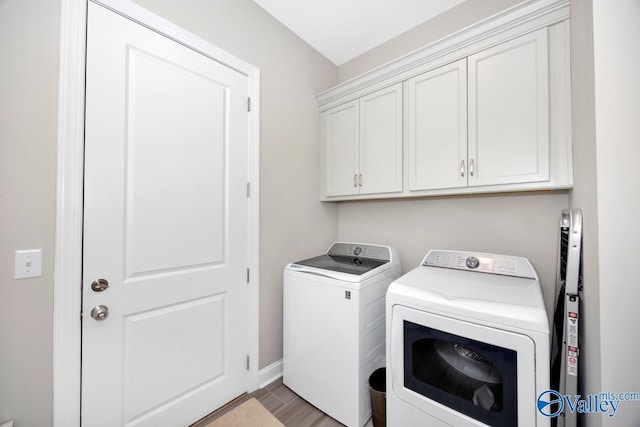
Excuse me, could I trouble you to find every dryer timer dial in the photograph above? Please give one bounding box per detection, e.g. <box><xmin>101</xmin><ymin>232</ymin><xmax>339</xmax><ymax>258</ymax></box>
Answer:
<box><xmin>465</xmin><ymin>256</ymin><xmax>480</xmax><ymax>269</ymax></box>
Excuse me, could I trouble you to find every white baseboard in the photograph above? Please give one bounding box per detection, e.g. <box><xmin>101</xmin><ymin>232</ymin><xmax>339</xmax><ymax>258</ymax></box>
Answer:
<box><xmin>258</xmin><ymin>359</ymin><xmax>283</xmax><ymax>388</ymax></box>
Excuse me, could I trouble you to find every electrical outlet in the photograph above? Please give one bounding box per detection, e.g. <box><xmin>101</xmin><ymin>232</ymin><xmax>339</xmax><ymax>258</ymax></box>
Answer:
<box><xmin>15</xmin><ymin>249</ymin><xmax>43</xmax><ymax>279</ymax></box>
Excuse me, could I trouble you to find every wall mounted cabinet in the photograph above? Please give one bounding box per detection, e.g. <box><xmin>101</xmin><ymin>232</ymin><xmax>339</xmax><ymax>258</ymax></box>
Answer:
<box><xmin>323</xmin><ymin>83</ymin><xmax>402</xmax><ymax>197</ymax></box>
<box><xmin>318</xmin><ymin>0</ymin><xmax>572</xmax><ymax>201</ymax></box>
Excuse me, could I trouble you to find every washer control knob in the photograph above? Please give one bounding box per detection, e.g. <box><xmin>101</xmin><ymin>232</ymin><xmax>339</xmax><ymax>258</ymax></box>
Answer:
<box><xmin>465</xmin><ymin>256</ymin><xmax>480</xmax><ymax>269</ymax></box>
<box><xmin>353</xmin><ymin>246</ymin><xmax>362</xmax><ymax>256</ymax></box>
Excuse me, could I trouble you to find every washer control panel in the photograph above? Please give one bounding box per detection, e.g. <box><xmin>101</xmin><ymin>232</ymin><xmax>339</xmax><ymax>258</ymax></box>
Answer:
<box><xmin>328</xmin><ymin>243</ymin><xmax>390</xmax><ymax>261</ymax></box>
<box><xmin>422</xmin><ymin>250</ymin><xmax>536</xmax><ymax>279</ymax></box>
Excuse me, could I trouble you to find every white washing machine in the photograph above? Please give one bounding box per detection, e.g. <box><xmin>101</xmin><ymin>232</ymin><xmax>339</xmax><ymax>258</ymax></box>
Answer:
<box><xmin>283</xmin><ymin>242</ymin><xmax>401</xmax><ymax>427</ymax></box>
<box><xmin>386</xmin><ymin>250</ymin><xmax>550</xmax><ymax>427</ymax></box>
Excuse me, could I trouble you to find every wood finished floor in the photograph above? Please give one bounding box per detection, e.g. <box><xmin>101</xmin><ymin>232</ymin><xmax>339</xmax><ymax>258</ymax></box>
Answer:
<box><xmin>191</xmin><ymin>377</ymin><xmax>374</xmax><ymax>427</ymax></box>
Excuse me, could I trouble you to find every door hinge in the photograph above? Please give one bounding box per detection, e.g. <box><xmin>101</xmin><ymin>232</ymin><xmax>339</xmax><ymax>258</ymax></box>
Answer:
<box><xmin>246</xmin><ymin>355</ymin><xmax>250</xmax><ymax>370</ymax></box>
<box><xmin>246</xmin><ymin>182</ymin><xmax>251</xmax><ymax>197</ymax></box>
<box><xmin>247</xmin><ymin>97</ymin><xmax>251</xmax><ymax>112</ymax></box>
<box><xmin>246</xmin><ymin>268</ymin><xmax>250</xmax><ymax>283</ymax></box>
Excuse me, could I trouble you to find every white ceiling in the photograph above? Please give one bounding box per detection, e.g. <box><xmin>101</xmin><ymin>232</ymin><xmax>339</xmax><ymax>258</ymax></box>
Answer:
<box><xmin>252</xmin><ymin>0</ymin><xmax>466</xmax><ymax>66</ymax></box>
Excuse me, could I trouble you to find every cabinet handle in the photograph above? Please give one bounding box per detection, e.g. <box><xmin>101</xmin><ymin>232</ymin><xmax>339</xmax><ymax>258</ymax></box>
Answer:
<box><xmin>359</xmin><ymin>174</ymin><xmax>363</xmax><ymax>187</ymax></box>
<box><xmin>354</xmin><ymin>174</ymin><xmax>358</xmax><ymax>188</ymax></box>
<box><xmin>470</xmin><ymin>158</ymin><xmax>475</xmax><ymax>176</ymax></box>
<box><xmin>460</xmin><ymin>160</ymin><xmax>465</xmax><ymax>177</ymax></box>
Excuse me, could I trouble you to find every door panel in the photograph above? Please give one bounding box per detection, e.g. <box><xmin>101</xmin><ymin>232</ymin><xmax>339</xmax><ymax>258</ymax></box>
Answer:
<box><xmin>125</xmin><ymin>48</ymin><xmax>227</xmax><ymax>276</ymax></box>
<box><xmin>359</xmin><ymin>83</ymin><xmax>403</xmax><ymax>195</ymax></box>
<box><xmin>123</xmin><ymin>295</ymin><xmax>225</xmax><ymax>421</ymax></box>
<box><xmin>468</xmin><ymin>29</ymin><xmax>550</xmax><ymax>187</ymax></box>
<box><xmin>83</xmin><ymin>3</ymin><xmax>249</xmax><ymax>426</ymax></box>
<box><xmin>407</xmin><ymin>60</ymin><xmax>467</xmax><ymax>191</ymax></box>
<box><xmin>324</xmin><ymin>100</ymin><xmax>359</xmax><ymax>196</ymax></box>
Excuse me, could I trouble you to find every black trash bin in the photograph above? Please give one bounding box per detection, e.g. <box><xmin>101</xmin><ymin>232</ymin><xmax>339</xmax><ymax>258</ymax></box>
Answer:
<box><xmin>369</xmin><ymin>367</ymin><xmax>386</xmax><ymax>427</ymax></box>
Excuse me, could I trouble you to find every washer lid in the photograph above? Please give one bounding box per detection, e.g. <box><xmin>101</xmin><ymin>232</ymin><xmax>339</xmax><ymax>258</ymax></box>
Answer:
<box><xmin>293</xmin><ymin>254</ymin><xmax>387</xmax><ymax>276</ymax></box>
<box><xmin>286</xmin><ymin>242</ymin><xmax>397</xmax><ymax>283</ymax></box>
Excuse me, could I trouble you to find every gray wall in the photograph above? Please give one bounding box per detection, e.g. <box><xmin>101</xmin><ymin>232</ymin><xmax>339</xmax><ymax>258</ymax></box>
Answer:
<box><xmin>0</xmin><ymin>0</ymin><xmax>60</xmax><ymax>425</ymax></box>
<box><xmin>336</xmin><ymin>0</ymin><xmax>569</xmax><ymax>323</ymax></box>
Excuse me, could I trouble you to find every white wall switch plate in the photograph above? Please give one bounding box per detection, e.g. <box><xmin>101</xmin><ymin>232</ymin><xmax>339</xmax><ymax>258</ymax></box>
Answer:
<box><xmin>15</xmin><ymin>249</ymin><xmax>43</xmax><ymax>279</ymax></box>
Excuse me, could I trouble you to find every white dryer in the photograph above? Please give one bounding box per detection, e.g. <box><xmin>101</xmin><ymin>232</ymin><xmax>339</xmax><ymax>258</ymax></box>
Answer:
<box><xmin>386</xmin><ymin>250</ymin><xmax>550</xmax><ymax>427</ymax></box>
<box><xmin>284</xmin><ymin>243</ymin><xmax>401</xmax><ymax>427</ymax></box>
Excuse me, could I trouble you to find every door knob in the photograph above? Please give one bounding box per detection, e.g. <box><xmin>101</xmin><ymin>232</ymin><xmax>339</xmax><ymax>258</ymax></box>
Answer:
<box><xmin>91</xmin><ymin>278</ymin><xmax>109</xmax><ymax>292</ymax></box>
<box><xmin>90</xmin><ymin>305</ymin><xmax>109</xmax><ymax>321</ymax></box>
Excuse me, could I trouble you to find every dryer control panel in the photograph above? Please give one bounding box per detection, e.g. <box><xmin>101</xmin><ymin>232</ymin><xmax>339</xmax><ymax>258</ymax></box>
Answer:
<box><xmin>421</xmin><ymin>250</ymin><xmax>537</xmax><ymax>279</ymax></box>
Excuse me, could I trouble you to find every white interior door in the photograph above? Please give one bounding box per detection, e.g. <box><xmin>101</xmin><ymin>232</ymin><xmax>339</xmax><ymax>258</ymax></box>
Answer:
<box><xmin>82</xmin><ymin>3</ymin><xmax>250</xmax><ymax>426</ymax></box>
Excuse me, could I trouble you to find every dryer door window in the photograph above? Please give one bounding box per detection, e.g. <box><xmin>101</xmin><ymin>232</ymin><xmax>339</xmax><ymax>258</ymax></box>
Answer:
<box><xmin>389</xmin><ymin>306</ymin><xmax>538</xmax><ymax>427</ymax></box>
<box><xmin>404</xmin><ymin>320</ymin><xmax>517</xmax><ymax>426</ymax></box>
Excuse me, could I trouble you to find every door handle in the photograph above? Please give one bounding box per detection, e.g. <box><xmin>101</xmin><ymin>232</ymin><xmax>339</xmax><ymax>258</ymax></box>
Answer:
<box><xmin>460</xmin><ymin>160</ymin><xmax>465</xmax><ymax>177</ymax></box>
<box><xmin>90</xmin><ymin>305</ymin><xmax>109</xmax><ymax>321</ymax></box>
<box><xmin>469</xmin><ymin>158</ymin><xmax>475</xmax><ymax>176</ymax></box>
<box><xmin>358</xmin><ymin>174</ymin><xmax>363</xmax><ymax>187</ymax></box>
<box><xmin>353</xmin><ymin>174</ymin><xmax>358</xmax><ymax>188</ymax></box>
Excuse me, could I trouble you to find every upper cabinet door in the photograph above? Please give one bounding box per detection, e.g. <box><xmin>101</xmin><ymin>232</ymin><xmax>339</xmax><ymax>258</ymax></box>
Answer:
<box><xmin>324</xmin><ymin>100</ymin><xmax>360</xmax><ymax>197</ymax></box>
<box><xmin>407</xmin><ymin>59</ymin><xmax>467</xmax><ymax>192</ymax></box>
<box><xmin>468</xmin><ymin>28</ymin><xmax>550</xmax><ymax>187</ymax></box>
<box><xmin>359</xmin><ymin>83</ymin><xmax>403</xmax><ymax>195</ymax></box>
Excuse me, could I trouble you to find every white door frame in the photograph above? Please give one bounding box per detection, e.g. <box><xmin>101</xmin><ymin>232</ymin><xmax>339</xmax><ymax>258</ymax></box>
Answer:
<box><xmin>53</xmin><ymin>1</ymin><xmax>260</xmax><ymax>425</ymax></box>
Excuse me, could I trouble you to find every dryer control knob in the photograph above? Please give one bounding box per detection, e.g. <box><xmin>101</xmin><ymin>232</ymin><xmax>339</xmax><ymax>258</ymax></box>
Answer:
<box><xmin>465</xmin><ymin>256</ymin><xmax>480</xmax><ymax>269</ymax></box>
